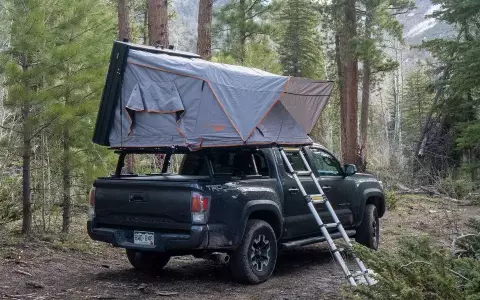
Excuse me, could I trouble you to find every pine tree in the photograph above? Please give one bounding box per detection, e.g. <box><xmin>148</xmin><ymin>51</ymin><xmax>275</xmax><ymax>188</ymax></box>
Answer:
<box><xmin>48</xmin><ymin>0</ymin><xmax>115</xmax><ymax>233</ymax></box>
<box><xmin>213</xmin><ymin>37</ymin><xmax>282</xmax><ymax>74</ymax></box>
<box><xmin>402</xmin><ymin>67</ymin><xmax>434</xmax><ymax>155</ymax></box>
<box><xmin>2</xmin><ymin>0</ymin><xmax>59</xmax><ymax>234</ymax></box>
<box><xmin>215</xmin><ymin>0</ymin><xmax>277</xmax><ymax>64</ymax></box>
<box><xmin>356</xmin><ymin>0</ymin><xmax>414</xmax><ymax>171</ymax></box>
<box><xmin>421</xmin><ymin>0</ymin><xmax>480</xmax><ymax>181</ymax></box>
<box><xmin>278</xmin><ymin>0</ymin><xmax>324</xmax><ymax>79</ymax></box>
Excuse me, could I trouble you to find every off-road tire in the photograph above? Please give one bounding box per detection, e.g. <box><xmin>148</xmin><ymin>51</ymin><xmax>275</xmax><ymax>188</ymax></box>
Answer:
<box><xmin>126</xmin><ymin>249</ymin><xmax>171</xmax><ymax>273</ymax></box>
<box><xmin>229</xmin><ymin>220</ymin><xmax>277</xmax><ymax>284</ymax></box>
<box><xmin>355</xmin><ymin>204</ymin><xmax>379</xmax><ymax>250</ymax></box>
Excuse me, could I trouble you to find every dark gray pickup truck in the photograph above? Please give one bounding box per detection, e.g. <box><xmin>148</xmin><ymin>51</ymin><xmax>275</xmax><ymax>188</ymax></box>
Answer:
<box><xmin>88</xmin><ymin>144</ymin><xmax>385</xmax><ymax>283</ymax></box>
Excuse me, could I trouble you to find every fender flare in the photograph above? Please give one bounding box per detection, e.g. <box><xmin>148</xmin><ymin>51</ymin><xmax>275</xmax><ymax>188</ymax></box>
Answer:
<box><xmin>233</xmin><ymin>200</ymin><xmax>283</xmax><ymax>247</ymax></box>
<box><xmin>358</xmin><ymin>188</ymin><xmax>385</xmax><ymax>222</ymax></box>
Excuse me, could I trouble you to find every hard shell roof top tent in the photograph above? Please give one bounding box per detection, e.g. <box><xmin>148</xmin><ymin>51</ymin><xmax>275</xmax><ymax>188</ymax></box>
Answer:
<box><xmin>92</xmin><ymin>41</ymin><xmax>334</xmax><ymax>150</ymax></box>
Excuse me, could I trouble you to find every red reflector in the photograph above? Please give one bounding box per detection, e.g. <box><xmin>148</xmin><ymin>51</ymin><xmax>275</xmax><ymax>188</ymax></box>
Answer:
<box><xmin>89</xmin><ymin>187</ymin><xmax>96</xmax><ymax>206</ymax></box>
<box><xmin>191</xmin><ymin>192</ymin><xmax>209</xmax><ymax>212</ymax></box>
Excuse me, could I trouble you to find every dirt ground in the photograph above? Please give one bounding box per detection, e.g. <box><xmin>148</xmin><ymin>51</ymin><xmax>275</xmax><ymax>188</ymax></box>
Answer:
<box><xmin>1</xmin><ymin>195</ymin><xmax>479</xmax><ymax>300</ymax></box>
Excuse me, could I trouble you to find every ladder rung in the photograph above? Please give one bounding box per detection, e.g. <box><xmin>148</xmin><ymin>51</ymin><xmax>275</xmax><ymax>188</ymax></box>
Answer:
<box><xmin>295</xmin><ymin>171</ymin><xmax>312</xmax><ymax>176</ymax></box>
<box><xmin>319</xmin><ymin>222</ymin><xmax>339</xmax><ymax>229</ymax></box>
<box><xmin>352</xmin><ymin>270</ymin><xmax>369</xmax><ymax>278</ymax></box>
<box><xmin>325</xmin><ymin>222</ymin><xmax>339</xmax><ymax>229</ymax></box>
<box><xmin>308</xmin><ymin>194</ymin><xmax>326</xmax><ymax>203</ymax></box>
<box><xmin>281</xmin><ymin>147</ymin><xmax>300</xmax><ymax>152</ymax></box>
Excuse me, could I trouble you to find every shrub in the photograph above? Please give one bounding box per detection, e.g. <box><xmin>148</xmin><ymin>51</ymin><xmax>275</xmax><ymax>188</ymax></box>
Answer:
<box><xmin>385</xmin><ymin>189</ymin><xmax>399</xmax><ymax>211</ymax></box>
<box><xmin>345</xmin><ymin>219</ymin><xmax>480</xmax><ymax>300</ymax></box>
<box><xmin>0</xmin><ymin>176</ymin><xmax>22</xmax><ymax>225</ymax></box>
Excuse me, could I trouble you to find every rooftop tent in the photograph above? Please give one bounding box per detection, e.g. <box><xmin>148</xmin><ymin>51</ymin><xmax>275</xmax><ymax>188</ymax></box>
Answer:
<box><xmin>92</xmin><ymin>42</ymin><xmax>334</xmax><ymax>149</ymax></box>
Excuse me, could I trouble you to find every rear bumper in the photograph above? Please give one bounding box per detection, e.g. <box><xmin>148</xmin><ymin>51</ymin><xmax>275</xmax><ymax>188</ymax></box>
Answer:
<box><xmin>87</xmin><ymin>220</ymin><xmax>208</xmax><ymax>252</ymax></box>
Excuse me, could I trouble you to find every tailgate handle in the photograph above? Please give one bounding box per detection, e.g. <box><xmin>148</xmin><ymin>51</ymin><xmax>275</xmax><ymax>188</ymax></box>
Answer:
<box><xmin>129</xmin><ymin>193</ymin><xmax>147</xmax><ymax>202</ymax></box>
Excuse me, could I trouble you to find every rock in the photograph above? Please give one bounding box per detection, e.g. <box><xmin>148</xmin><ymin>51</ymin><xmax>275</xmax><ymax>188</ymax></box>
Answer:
<box><xmin>137</xmin><ymin>283</ymin><xmax>148</xmax><ymax>292</ymax></box>
<box><xmin>429</xmin><ymin>210</ymin><xmax>437</xmax><ymax>214</ymax></box>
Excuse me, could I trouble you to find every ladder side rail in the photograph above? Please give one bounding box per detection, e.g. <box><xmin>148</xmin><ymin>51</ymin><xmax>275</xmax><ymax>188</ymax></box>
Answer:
<box><xmin>306</xmin><ymin>201</ymin><xmax>357</xmax><ymax>286</ymax></box>
<box><xmin>280</xmin><ymin>148</ymin><xmax>357</xmax><ymax>285</ymax></box>
<box><xmin>298</xmin><ymin>149</ymin><xmax>375</xmax><ymax>285</ymax></box>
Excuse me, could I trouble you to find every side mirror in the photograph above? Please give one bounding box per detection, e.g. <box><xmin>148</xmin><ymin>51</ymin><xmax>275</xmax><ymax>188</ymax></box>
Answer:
<box><xmin>344</xmin><ymin>164</ymin><xmax>357</xmax><ymax>176</ymax></box>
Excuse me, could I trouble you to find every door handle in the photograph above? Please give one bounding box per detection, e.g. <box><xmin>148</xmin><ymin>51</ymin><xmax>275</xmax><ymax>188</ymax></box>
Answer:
<box><xmin>288</xmin><ymin>188</ymin><xmax>300</xmax><ymax>194</ymax></box>
<box><xmin>321</xmin><ymin>186</ymin><xmax>332</xmax><ymax>192</ymax></box>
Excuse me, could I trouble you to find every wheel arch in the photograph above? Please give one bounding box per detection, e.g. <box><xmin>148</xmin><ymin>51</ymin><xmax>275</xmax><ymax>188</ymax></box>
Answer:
<box><xmin>234</xmin><ymin>200</ymin><xmax>283</xmax><ymax>247</ymax></box>
<box><xmin>360</xmin><ymin>188</ymin><xmax>385</xmax><ymax>219</ymax></box>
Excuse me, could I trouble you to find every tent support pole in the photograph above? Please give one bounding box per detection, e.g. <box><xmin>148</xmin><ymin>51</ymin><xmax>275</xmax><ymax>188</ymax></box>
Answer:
<box><xmin>115</xmin><ymin>152</ymin><xmax>127</xmax><ymax>177</ymax></box>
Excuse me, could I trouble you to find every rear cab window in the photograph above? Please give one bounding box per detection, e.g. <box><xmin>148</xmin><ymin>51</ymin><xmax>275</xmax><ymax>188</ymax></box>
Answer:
<box><xmin>118</xmin><ymin>149</ymin><xmax>270</xmax><ymax>179</ymax></box>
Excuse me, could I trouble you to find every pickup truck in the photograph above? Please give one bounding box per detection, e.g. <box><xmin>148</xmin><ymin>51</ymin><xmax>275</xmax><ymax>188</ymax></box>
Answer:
<box><xmin>87</xmin><ymin>144</ymin><xmax>385</xmax><ymax>284</ymax></box>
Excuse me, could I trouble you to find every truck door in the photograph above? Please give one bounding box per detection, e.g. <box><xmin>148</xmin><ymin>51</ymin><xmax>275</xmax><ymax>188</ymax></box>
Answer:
<box><xmin>281</xmin><ymin>149</ymin><xmax>321</xmax><ymax>239</ymax></box>
<box><xmin>308</xmin><ymin>147</ymin><xmax>354</xmax><ymax>227</ymax></box>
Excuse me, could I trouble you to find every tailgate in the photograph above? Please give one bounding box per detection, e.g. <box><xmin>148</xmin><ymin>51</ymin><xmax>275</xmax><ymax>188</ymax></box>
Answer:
<box><xmin>93</xmin><ymin>178</ymin><xmax>200</xmax><ymax>231</ymax></box>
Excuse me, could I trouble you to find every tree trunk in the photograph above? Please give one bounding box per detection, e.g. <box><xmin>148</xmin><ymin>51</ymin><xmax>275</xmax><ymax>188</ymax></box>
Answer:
<box><xmin>147</xmin><ymin>0</ymin><xmax>169</xmax><ymax>47</ymax></box>
<box><xmin>335</xmin><ymin>33</ymin><xmax>346</xmax><ymax>163</ymax></box>
<box><xmin>21</xmin><ymin>104</ymin><xmax>32</xmax><ymax>234</ymax></box>
<box><xmin>358</xmin><ymin>12</ymin><xmax>372</xmax><ymax>172</ymax></box>
<box><xmin>117</xmin><ymin>0</ymin><xmax>130</xmax><ymax>40</ymax></box>
<box><xmin>143</xmin><ymin>7</ymin><xmax>148</xmax><ymax>44</ymax></box>
<box><xmin>238</xmin><ymin>0</ymin><xmax>246</xmax><ymax>63</ymax></box>
<box><xmin>339</xmin><ymin>0</ymin><xmax>358</xmax><ymax>164</ymax></box>
<box><xmin>117</xmin><ymin>0</ymin><xmax>135</xmax><ymax>172</ymax></box>
<box><xmin>61</xmin><ymin>127</ymin><xmax>71</xmax><ymax>233</ymax></box>
<box><xmin>20</xmin><ymin>54</ymin><xmax>32</xmax><ymax>235</ymax></box>
<box><xmin>197</xmin><ymin>0</ymin><xmax>213</xmax><ymax>60</ymax></box>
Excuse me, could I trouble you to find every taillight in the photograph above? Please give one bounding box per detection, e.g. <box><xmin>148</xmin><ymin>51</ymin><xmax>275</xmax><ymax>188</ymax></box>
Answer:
<box><xmin>88</xmin><ymin>187</ymin><xmax>96</xmax><ymax>220</ymax></box>
<box><xmin>191</xmin><ymin>192</ymin><xmax>210</xmax><ymax>224</ymax></box>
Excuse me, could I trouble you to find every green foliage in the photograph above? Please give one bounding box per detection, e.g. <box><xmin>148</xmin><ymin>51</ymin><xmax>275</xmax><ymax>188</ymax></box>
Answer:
<box><xmin>0</xmin><ymin>177</ymin><xmax>22</xmax><ymax>225</ymax></box>
<box><xmin>384</xmin><ymin>189</ymin><xmax>399</xmax><ymax>211</ymax></box>
<box><xmin>346</xmin><ymin>234</ymin><xmax>480</xmax><ymax>300</ymax></box>
<box><xmin>46</xmin><ymin>0</ymin><xmax>116</xmax><ymax>187</ymax></box>
<box><xmin>354</xmin><ymin>0</ymin><xmax>414</xmax><ymax>75</ymax></box>
<box><xmin>0</xmin><ymin>0</ymin><xmax>117</xmax><ymax>233</ymax></box>
<box><xmin>212</xmin><ymin>37</ymin><xmax>282</xmax><ymax>74</ymax></box>
<box><xmin>422</xmin><ymin>0</ymin><xmax>480</xmax><ymax>157</ymax></box>
<box><xmin>402</xmin><ymin>67</ymin><xmax>435</xmax><ymax>152</ymax></box>
<box><xmin>453</xmin><ymin>218</ymin><xmax>480</xmax><ymax>259</ymax></box>
<box><xmin>356</xmin><ymin>0</ymin><xmax>410</xmax><ymax>72</ymax></box>
<box><xmin>214</xmin><ymin>0</ymin><xmax>278</xmax><ymax>63</ymax></box>
<box><xmin>437</xmin><ymin>176</ymin><xmax>475</xmax><ymax>200</ymax></box>
<box><xmin>277</xmin><ymin>0</ymin><xmax>324</xmax><ymax>78</ymax></box>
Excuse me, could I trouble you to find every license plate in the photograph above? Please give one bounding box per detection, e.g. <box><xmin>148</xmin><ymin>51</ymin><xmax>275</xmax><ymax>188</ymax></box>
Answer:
<box><xmin>134</xmin><ymin>231</ymin><xmax>155</xmax><ymax>245</ymax></box>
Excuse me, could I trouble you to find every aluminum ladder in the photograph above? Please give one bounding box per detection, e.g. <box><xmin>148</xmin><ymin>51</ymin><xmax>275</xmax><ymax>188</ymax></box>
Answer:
<box><xmin>279</xmin><ymin>147</ymin><xmax>374</xmax><ymax>286</ymax></box>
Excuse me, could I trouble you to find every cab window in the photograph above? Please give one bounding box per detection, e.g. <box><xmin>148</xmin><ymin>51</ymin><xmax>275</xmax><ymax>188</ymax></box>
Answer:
<box><xmin>311</xmin><ymin>149</ymin><xmax>342</xmax><ymax>176</ymax></box>
<box><xmin>284</xmin><ymin>151</ymin><xmax>308</xmax><ymax>173</ymax></box>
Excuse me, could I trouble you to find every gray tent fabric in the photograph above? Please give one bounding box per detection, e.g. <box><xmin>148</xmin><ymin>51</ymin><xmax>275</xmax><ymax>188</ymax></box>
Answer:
<box><xmin>108</xmin><ymin>49</ymin><xmax>334</xmax><ymax>149</ymax></box>
<box><xmin>280</xmin><ymin>78</ymin><xmax>335</xmax><ymax>134</ymax></box>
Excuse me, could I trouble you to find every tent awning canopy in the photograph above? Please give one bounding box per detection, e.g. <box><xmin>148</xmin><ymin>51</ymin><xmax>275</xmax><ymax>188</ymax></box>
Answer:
<box><xmin>92</xmin><ymin>42</ymin><xmax>334</xmax><ymax>150</ymax></box>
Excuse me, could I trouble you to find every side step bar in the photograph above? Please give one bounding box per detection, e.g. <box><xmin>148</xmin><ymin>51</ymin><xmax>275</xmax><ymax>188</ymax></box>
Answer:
<box><xmin>280</xmin><ymin>230</ymin><xmax>356</xmax><ymax>249</ymax></box>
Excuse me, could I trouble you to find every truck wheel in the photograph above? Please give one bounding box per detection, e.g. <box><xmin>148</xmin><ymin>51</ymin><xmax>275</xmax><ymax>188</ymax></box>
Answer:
<box><xmin>229</xmin><ymin>220</ymin><xmax>277</xmax><ymax>284</ymax></box>
<box><xmin>355</xmin><ymin>204</ymin><xmax>379</xmax><ymax>250</ymax></box>
<box><xmin>126</xmin><ymin>249</ymin><xmax>170</xmax><ymax>273</ymax></box>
